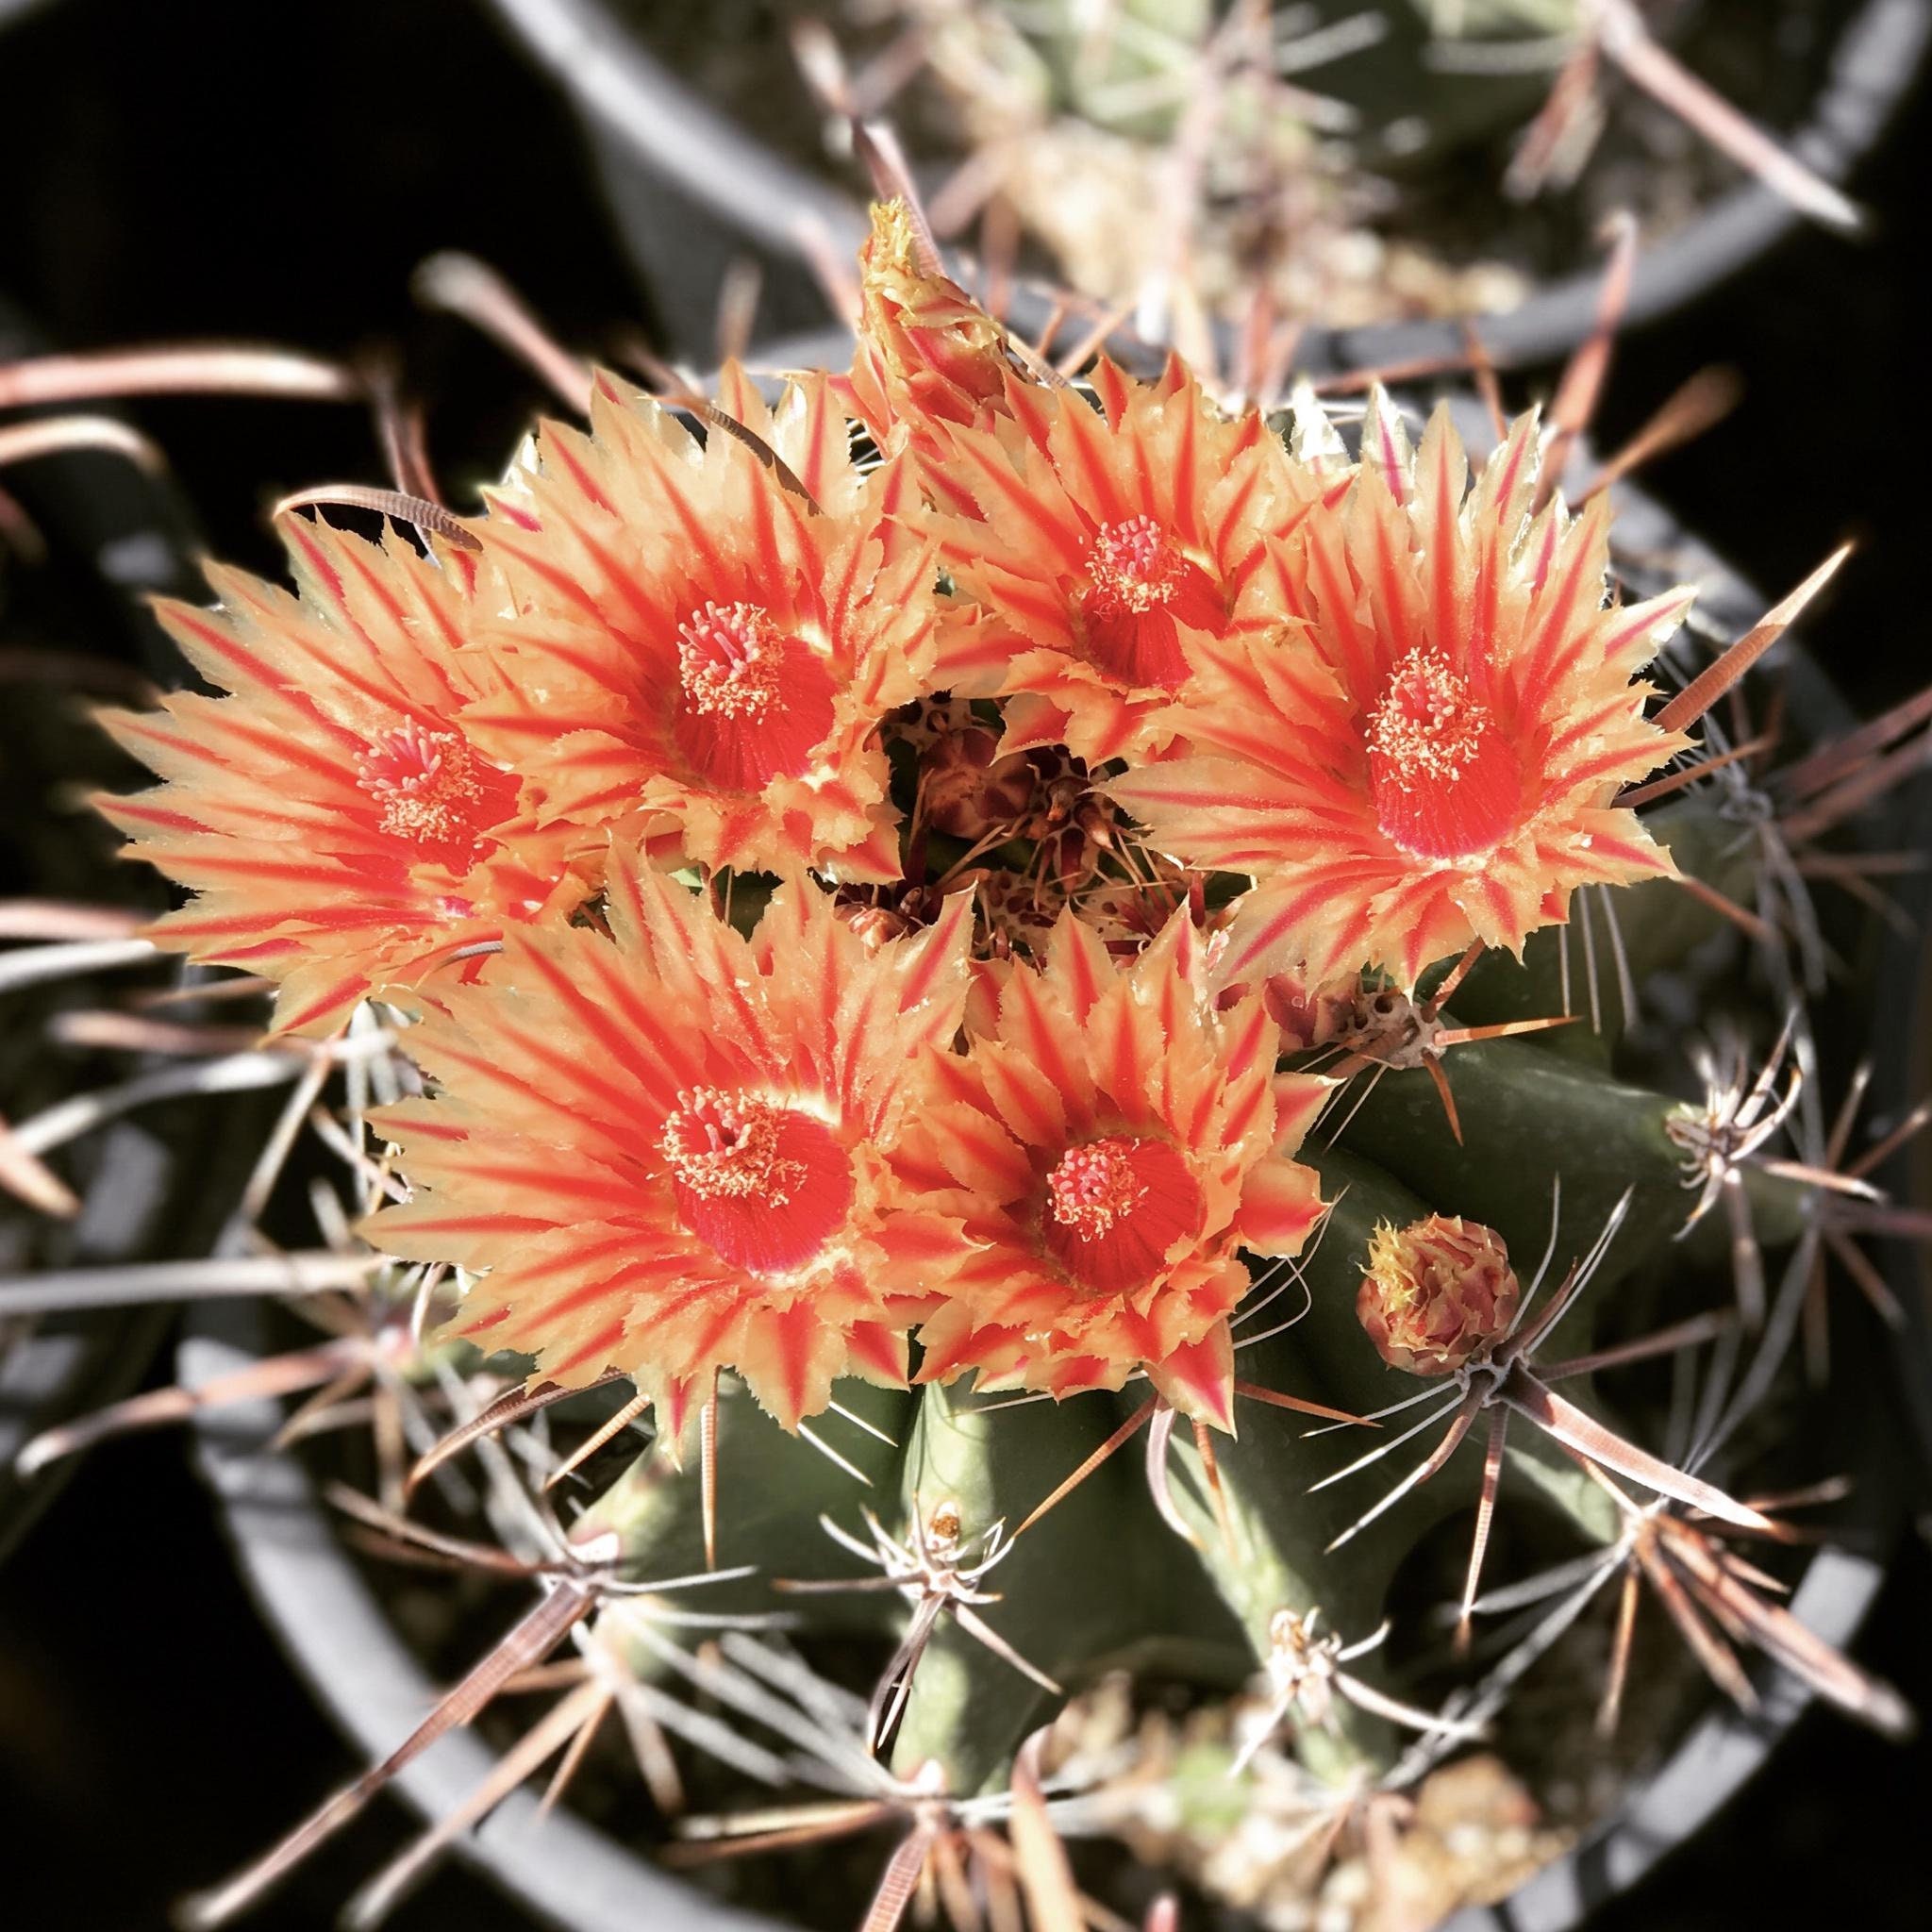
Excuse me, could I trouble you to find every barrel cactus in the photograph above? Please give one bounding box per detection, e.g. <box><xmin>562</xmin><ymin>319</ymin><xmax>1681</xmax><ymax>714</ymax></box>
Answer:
<box><xmin>21</xmin><ymin>201</ymin><xmax>1918</xmax><ymax>1928</ymax></box>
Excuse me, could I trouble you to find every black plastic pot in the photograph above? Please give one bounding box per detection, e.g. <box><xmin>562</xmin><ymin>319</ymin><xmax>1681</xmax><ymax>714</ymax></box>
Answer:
<box><xmin>0</xmin><ymin>291</ymin><xmax>222</xmax><ymax>1562</ymax></box>
<box><xmin>179</xmin><ymin>435</ymin><xmax>1906</xmax><ymax>1931</ymax></box>
<box><xmin>1883</xmin><ymin>771</ymin><xmax>1932</xmax><ymax>1479</ymax></box>
<box><xmin>0</xmin><ymin>0</ymin><xmax>58</xmax><ymax>33</ymax></box>
<box><xmin>481</xmin><ymin>0</ymin><xmax>1931</xmax><ymax>367</ymax></box>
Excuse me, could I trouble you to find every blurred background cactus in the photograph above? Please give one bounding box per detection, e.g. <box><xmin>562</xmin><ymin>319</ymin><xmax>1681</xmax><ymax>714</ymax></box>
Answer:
<box><xmin>624</xmin><ymin>0</ymin><xmax>1867</xmax><ymax>336</ymax></box>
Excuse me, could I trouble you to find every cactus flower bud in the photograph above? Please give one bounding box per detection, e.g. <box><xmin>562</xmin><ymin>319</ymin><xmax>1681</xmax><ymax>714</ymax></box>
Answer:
<box><xmin>1357</xmin><ymin>1214</ymin><xmax>1521</xmax><ymax>1375</ymax></box>
<box><xmin>921</xmin><ymin>723</ymin><xmax>1038</xmax><ymax>841</ymax></box>
<box><xmin>1257</xmin><ymin>970</ymin><xmax>1357</xmax><ymax>1052</ymax></box>
<box><xmin>855</xmin><ymin>200</ymin><xmax>1013</xmax><ymax>432</ymax></box>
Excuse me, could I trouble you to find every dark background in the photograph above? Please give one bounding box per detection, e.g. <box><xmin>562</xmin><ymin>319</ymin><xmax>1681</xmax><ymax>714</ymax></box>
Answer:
<box><xmin>1</xmin><ymin>0</ymin><xmax>1928</xmax><ymax>1925</ymax></box>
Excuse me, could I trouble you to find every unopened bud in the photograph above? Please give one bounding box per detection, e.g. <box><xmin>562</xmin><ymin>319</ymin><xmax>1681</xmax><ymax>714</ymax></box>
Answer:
<box><xmin>922</xmin><ymin>725</ymin><xmax>1036</xmax><ymax>841</ymax></box>
<box><xmin>1260</xmin><ymin>971</ymin><xmax>1357</xmax><ymax>1052</ymax></box>
<box><xmin>841</xmin><ymin>905</ymin><xmax>916</xmax><ymax>950</ymax></box>
<box><xmin>857</xmin><ymin>200</ymin><xmax>1013</xmax><ymax>432</ymax></box>
<box><xmin>1357</xmin><ymin>1214</ymin><xmax>1520</xmax><ymax>1375</ymax></box>
<box><xmin>834</xmin><ymin>880</ymin><xmax>950</xmax><ymax>952</ymax></box>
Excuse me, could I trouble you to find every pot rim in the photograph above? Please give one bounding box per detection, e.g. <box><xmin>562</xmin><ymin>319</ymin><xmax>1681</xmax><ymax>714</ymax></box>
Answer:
<box><xmin>481</xmin><ymin>0</ymin><xmax>1931</xmax><ymax>367</ymax></box>
<box><xmin>0</xmin><ymin>286</ymin><xmax>216</xmax><ymax>1559</ymax></box>
<box><xmin>1879</xmin><ymin>778</ymin><xmax>1932</xmax><ymax>1475</ymax></box>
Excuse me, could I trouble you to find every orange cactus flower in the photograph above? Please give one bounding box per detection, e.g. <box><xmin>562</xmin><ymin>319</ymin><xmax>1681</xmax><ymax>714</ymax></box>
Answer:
<box><xmin>893</xmin><ymin>910</ymin><xmax>1327</xmax><ymax>1428</ymax></box>
<box><xmin>1112</xmin><ymin>399</ymin><xmax>1695</xmax><ymax>990</ymax></box>
<box><xmin>928</xmin><ymin>355</ymin><xmax>1326</xmax><ymax>768</ymax></box>
<box><xmin>366</xmin><ymin>848</ymin><xmax>974</xmax><ymax>1430</ymax></box>
<box><xmin>100</xmin><ymin>519</ymin><xmax>585</xmax><ymax>1036</ymax></box>
<box><xmin>463</xmin><ymin>366</ymin><xmax>939</xmax><ymax>885</ymax></box>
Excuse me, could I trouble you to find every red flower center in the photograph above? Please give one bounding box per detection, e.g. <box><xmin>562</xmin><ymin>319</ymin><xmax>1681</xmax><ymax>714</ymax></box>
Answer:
<box><xmin>1079</xmin><ymin>516</ymin><xmax>1223</xmax><ymax>691</ymax></box>
<box><xmin>660</xmin><ymin>1086</ymin><xmax>854</xmax><ymax>1275</ymax></box>
<box><xmin>1365</xmin><ymin>649</ymin><xmax>1520</xmax><ymax>859</ymax></box>
<box><xmin>1043</xmin><ymin>1134</ymin><xmax>1204</xmax><ymax>1294</ymax></box>
<box><xmin>355</xmin><ymin>722</ymin><xmax>513</xmax><ymax>869</ymax></box>
<box><xmin>674</xmin><ymin>600</ymin><xmax>840</xmax><ymax>793</ymax></box>
<box><xmin>677</xmin><ymin>601</ymin><xmax>786</xmax><ymax>720</ymax></box>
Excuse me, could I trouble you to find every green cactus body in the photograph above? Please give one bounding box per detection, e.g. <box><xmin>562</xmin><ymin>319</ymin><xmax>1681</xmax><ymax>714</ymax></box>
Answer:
<box><xmin>1338</xmin><ymin>1037</ymin><xmax>1807</xmax><ymax>1294</ymax></box>
<box><xmin>574</xmin><ymin>1093</ymin><xmax>1646</xmax><ymax>1801</ymax></box>
<box><xmin>403</xmin><ymin>766</ymin><xmax>1819</xmax><ymax>1835</ymax></box>
<box><xmin>1447</xmin><ymin>793</ymin><xmax>1766</xmax><ymax>1049</ymax></box>
<box><xmin>886</xmin><ymin>1377</ymin><xmax>1248</xmax><ymax>1793</ymax></box>
<box><xmin>576</xmin><ymin>1375</ymin><xmax>912</xmax><ymax>1641</ymax></box>
<box><xmin>1151</xmin><ymin>1141</ymin><xmax>1619</xmax><ymax>1773</ymax></box>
